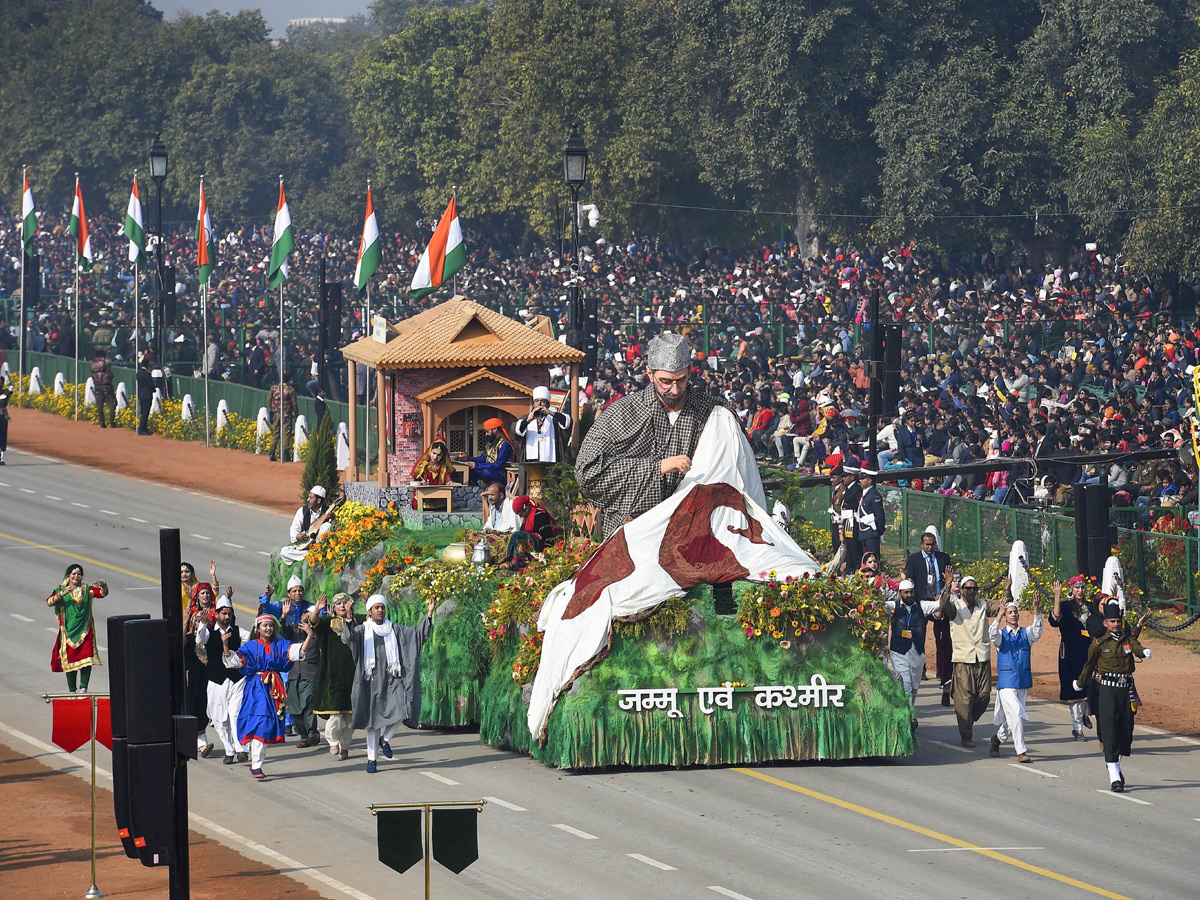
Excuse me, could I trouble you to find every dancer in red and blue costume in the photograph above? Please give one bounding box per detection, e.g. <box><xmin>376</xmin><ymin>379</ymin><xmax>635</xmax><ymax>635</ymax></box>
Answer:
<box><xmin>221</xmin><ymin>613</ymin><xmax>312</xmax><ymax>779</ymax></box>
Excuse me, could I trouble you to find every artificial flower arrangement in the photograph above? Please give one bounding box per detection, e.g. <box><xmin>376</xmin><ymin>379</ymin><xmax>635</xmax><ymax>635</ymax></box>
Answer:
<box><xmin>304</xmin><ymin>501</ymin><xmax>400</xmax><ymax>572</ymax></box>
<box><xmin>736</xmin><ymin>571</ymin><xmax>891</xmax><ymax>656</ymax></box>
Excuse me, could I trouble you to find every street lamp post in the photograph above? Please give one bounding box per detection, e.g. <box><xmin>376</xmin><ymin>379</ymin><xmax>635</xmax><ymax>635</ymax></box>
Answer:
<box><xmin>149</xmin><ymin>134</ymin><xmax>168</xmax><ymax>367</ymax></box>
<box><xmin>562</xmin><ymin>123</ymin><xmax>589</xmax><ymax>368</ymax></box>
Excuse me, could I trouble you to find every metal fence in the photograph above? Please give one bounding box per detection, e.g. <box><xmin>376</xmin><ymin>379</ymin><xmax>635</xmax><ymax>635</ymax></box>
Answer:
<box><xmin>790</xmin><ymin>483</ymin><xmax>1198</xmax><ymax>612</ymax></box>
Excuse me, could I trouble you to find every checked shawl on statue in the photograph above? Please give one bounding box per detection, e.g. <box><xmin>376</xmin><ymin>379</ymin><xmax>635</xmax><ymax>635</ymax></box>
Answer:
<box><xmin>527</xmin><ymin>405</ymin><xmax>820</xmax><ymax>741</ymax></box>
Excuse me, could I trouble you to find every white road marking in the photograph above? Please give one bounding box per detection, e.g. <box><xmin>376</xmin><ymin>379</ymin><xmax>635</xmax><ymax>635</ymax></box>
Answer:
<box><xmin>45</xmin><ymin>627</ymin><xmax>58</xmax><ymax>633</ymax></box>
<box><xmin>483</xmin><ymin>796</ymin><xmax>526</xmax><ymax>811</ymax></box>
<box><xmin>628</xmin><ymin>853</ymin><xmax>675</xmax><ymax>871</ymax></box>
<box><xmin>9</xmin><ymin>614</ymin><xmax>34</xmax><ymax>623</ymax></box>
<box><xmin>909</xmin><ymin>846</ymin><xmax>1044</xmax><ymax>853</ymax></box>
<box><xmin>44</xmin><ymin>494</ymin><xmax>63</xmax><ymax>501</ymax></box>
<box><xmin>223</xmin><ymin>542</ymin><xmax>246</xmax><ymax>549</ymax></box>
<box><xmin>70</xmin><ymin>501</ymin><xmax>88</xmax><ymax>507</ymax></box>
<box><xmin>708</xmin><ymin>888</ymin><xmax>756</xmax><ymax>900</ymax></box>
<box><xmin>1097</xmin><ymin>790</ymin><xmax>1151</xmax><ymax>805</ymax></box>
<box><xmin>189</xmin><ymin>533</ymin><xmax>212</xmax><ymax>541</ymax></box>
<box><xmin>258</xmin><ymin>551</ymin><xmax>272</xmax><ymax>557</ymax></box>
<box><xmin>0</xmin><ymin>481</ymin><xmax>8</xmax><ymax>486</ymax></box>
<box><xmin>1007</xmin><ymin>763</ymin><xmax>1059</xmax><ymax>779</ymax></box>
<box><xmin>128</xmin><ymin>517</ymin><xmax>148</xmax><ymax>523</ymax></box>
<box><xmin>0</xmin><ymin>720</ymin><xmax>378</xmax><ymax>900</ymax></box>
<box><xmin>551</xmin><ymin>823</ymin><xmax>598</xmax><ymax>840</ymax></box>
<box><xmin>420</xmin><ymin>771</ymin><xmax>459</xmax><ymax>786</ymax></box>
<box><xmin>20</xmin><ymin>488</ymin><xmax>36</xmax><ymax>494</ymax></box>
<box><xmin>1136</xmin><ymin>723</ymin><xmax>1200</xmax><ymax>747</ymax></box>
<box><xmin>926</xmin><ymin>740</ymin><xmax>974</xmax><ymax>755</ymax></box>
<box><xmin>99</xmin><ymin>509</ymin><xmax>117</xmax><ymax>516</ymax></box>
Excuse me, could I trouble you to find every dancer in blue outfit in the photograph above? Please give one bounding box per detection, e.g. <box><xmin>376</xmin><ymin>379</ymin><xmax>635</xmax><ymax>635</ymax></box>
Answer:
<box><xmin>222</xmin><ymin>613</ymin><xmax>312</xmax><ymax>778</ymax></box>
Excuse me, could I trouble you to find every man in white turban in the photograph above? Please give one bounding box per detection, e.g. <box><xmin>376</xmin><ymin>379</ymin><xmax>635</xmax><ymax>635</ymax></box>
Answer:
<box><xmin>340</xmin><ymin>593</ymin><xmax>435</xmax><ymax>773</ymax></box>
<box><xmin>515</xmin><ymin>385</ymin><xmax>573</xmax><ymax>462</ymax></box>
<box><xmin>281</xmin><ymin>485</ymin><xmax>332</xmax><ymax>563</ymax></box>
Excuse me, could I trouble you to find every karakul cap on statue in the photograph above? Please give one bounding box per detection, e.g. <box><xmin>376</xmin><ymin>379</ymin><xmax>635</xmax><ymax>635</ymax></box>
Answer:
<box><xmin>647</xmin><ymin>332</ymin><xmax>692</xmax><ymax>372</ymax></box>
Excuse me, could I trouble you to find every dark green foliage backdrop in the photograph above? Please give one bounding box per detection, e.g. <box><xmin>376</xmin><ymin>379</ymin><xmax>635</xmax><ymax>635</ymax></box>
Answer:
<box><xmin>6</xmin><ymin>0</ymin><xmax>1200</xmax><ymax>268</ymax></box>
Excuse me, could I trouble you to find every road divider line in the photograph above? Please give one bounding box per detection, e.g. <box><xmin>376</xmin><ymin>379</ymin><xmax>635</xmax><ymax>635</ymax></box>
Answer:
<box><xmin>1135</xmin><ymin>723</ymin><xmax>1200</xmax><ymax>746</ymax></box>
<box><xmin>189</xmin><ymin>533</ymin><xmax>212</xmax><ymax>541</ymax></box>
<box><xmin>20</xmin><ymin>488</ymin><xmax>36</xmax><ymax>493</ymax></box>
<box><xmin>1096</xmin><ymin>790</ymin><xmax>1151</xmax><ymax>806</ymax></box>
<box><xmin>483</xmin><ymin>796</ymin><xmax>526</xmax><ymax>811</ymax></box>
<box><xmin>628</xmin><ymin>853</ymin><xmax>675</xmax><ymax>871</ymax></box>
<box><xmin>70</xmin><ymin>501</ymin><xmax>89</xmax><ymax>507</ymax></box>
<box><xmin>733</xmin><ymin>768</ymin><xmax>1135</xmax><ymax>900</ymax></box>
<box><xmin>9</xmin><ymin>614</ymin><xmax>34</xmax><ymax>622</ymax></box>
<box><xmin>0</xmin><ymin>720</ymin><xmax>377</xmax><ymax>900</ymax></box>
<box><xmin>44</xmin><ymin>495</ymin><xmax>63</xmax><ymax>501</ymax></box>
<box><xmin>707</xmin><ymin>887</ymin><xmax>755</xmax><ymax>900</ymax></box>
<box><xmin>45</xmin><ymin>627</ymin><xmax>58</xmax><ymax>633</ymax></box>
<box><xmin>419</xmin><ymin>771</ymin><xmax>459</xmax><ymax>786</ymax></box>
<box><xmin>909</xmin><ymin>846</ymin><xmax>1044</xmax><ymax>853</ymax></box>
<box><xmin>99</xmin><ymin>509</ymin><xmax>117</xmax><ymax>516</ymax></box>
<box><xmin>223</xmin><ymin>542</ymin><xmax>246</xmax><ymax>549</ymax></box>
<box><xmin>258</xmin><ymin>551</ymin><xmax>272</xmax><ymax>556</ymax></box>
<box><xmin>1007</xmin><ymin>763</ymin><xmax>1059</xmax><ymax>779</ymax></box>
<box><xmin>128</xmin><ymin>517</ymin><xmax>148</xmax><ymax>523</ymax></box>
<box><xmin>0</xmin><ymin>481</ymin><xmax>8</xmax><ymax>486</ymax></box>
<box><xmin>551</xmin><ymin>824</ymin><xmax>598</xmax><ymax>840</ymax></box>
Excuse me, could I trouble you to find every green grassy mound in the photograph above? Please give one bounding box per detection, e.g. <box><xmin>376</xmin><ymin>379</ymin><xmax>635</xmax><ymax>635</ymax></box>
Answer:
<box><xmin>479</xmin><ymin>590</ymin><xmax>916</xmax><ymax>770</ymax></box>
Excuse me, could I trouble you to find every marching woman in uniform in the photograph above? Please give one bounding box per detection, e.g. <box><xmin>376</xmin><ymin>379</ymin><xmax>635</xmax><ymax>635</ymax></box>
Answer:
<box><xmin>1074</xmin><ymin>601</ymin><xmax>1153</xmax><ymax>793</ymax></box>
<box><xmin>47</xmin><ymin>563</ymin><xmax>107</xmax><ymax>692</ymax></box>
<box><xmin>222</xmin><ymin>613</ymin><xmax>312</xmax><ymax>779</ymax></box>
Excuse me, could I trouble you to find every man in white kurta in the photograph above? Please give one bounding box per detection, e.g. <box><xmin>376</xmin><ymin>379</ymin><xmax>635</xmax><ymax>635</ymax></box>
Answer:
<box><xmin>195</xmin><ymin>595</ymin><xmax>250</xmax><ymax>763</ymax></box>
<box><xmin>989</xmin><ymin>599</ymin><xmax>1043</xmax><ymax>763</ymax></box>
<box><xmin>280</xmin><ymin>485</ymin><xmax>332</xmax><ymax>563</ymax></box>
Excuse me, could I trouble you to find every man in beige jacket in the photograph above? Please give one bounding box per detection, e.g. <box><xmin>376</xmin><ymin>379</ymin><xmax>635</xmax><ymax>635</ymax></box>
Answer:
<box><xmin>939</xmin><ymin>574</ymin><xmax>1004</xmax><ymax>747</ymax></box>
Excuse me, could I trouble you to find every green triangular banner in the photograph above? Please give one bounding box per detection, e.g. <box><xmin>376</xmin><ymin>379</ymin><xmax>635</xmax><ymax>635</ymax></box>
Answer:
<box><xmin>376</xmin><ymin>809</ymin><xmax>423</xmax><ymax>874</ymax></box>
<box><xmin>431</xmin><ymin>807</ymin><xmax>479</xmax><ymax>874</ymax></box>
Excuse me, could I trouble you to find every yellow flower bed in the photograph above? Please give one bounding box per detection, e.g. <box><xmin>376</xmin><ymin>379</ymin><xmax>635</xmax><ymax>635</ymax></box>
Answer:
<box><xmin>304</xmin><ymin>502</ymin><xmax>401</xmax><ymax>572</ymax></box>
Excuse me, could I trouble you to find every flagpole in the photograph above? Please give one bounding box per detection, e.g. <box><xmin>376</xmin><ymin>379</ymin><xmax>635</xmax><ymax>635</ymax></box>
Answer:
<box><xmin>279</xmin><ymin>281</ymin><xmax>285</xmax><ymax>464</ymax></box>
<box><xmin>203</xmin><ymin>280</ymin><xmax>210</xmax><ymax>446</ymax></box>
<box><xmin>451</xmin><ymin>184</ymin><xmax>458</xmax><ymax>296</ymax></box>
<box><xmin>133</xmin><ymin>260</ymin><xmax>139</xmax><ymax>412</ymax></box>
<box><xmin>74</xmin><ymin>172</ymin><xmax>80</xmax><ymax>422</ymax></box>
<box><xmin>18</xmin><ymin>165</ymin><xmax>26</xmax><ymax>400</ymax></box>
<box><xmin>365</xmin><ymin>285</ymin><xmax>371</xmax><ymax>482</ymax></box>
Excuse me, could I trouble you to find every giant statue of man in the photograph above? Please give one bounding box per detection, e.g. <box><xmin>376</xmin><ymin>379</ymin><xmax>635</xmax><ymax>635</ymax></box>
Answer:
<box><xmin>576</xmin><ymin>333</ymin><xmax>720</xmax><ymax>538</ymax></box>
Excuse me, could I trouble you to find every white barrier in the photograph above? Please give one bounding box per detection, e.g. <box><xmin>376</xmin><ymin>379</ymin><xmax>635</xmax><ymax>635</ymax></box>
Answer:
<box><xmin>53</xmin><ymin>372</ymin><xmax>66</xmax><ymax>396</ymax></box>
<box><xmin>84</xmin><ymin>377</ymin><xmax>96</xmax><ymax>407</ymax></box>
<box><xmin>28</xmin><ymin>367</ymin><xmax>43</xmax><ymax>394</ymax></box>
<box><xmin>149</xmin><ymin>389</ymin><xmax>163</xmax><ymax>417</ymax></box>
<box><xmin>116</xmin><ymin>382</ymin><xmax>129</xmax><ymax>411</ymax></box>
<box><xmin>255</xmin><ymin>407</ymin><xmax>270</xmax><ymax>455</ymax></box>
<box><xmin>181</xmin><ymin>393</ymin><xmax>195</xmax><ymax>422</ymax></box>
<box><xmin>336</xmin><ymin>422</ymin><xmax>350</xmax><ymax>470</ymax></box>
<box><xmin>292</xmin><ymin>414</ymin><xmax>309</xmax><ymax>462</ymax></box>
<box><xmin>216</xmin><ymin>399</ymin><xmax>230</xmax><ymax>433</ymax></box>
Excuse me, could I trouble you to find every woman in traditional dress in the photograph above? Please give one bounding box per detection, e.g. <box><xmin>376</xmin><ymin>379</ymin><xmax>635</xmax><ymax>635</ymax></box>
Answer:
<box><xmin>1050</xmin><ymin>578</ymin><xmax>1094</xmax><ymax>740</ymax></box>
<box><xmin>221</xmin><ymin>613</ymin><xmax>311</xmax><ymax>779</ymax></box>
<box><xmin>46</xmin><ymin>563</ymin><xmax>107</xmax><ymax>692</ymax></box>
<box><xmin>408</xmin><ymin>439</ymin><xmax>454</xmax><ymax>509</ymax></box>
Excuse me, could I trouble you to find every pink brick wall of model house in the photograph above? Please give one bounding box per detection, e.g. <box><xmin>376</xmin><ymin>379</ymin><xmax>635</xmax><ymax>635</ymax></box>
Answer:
<box><xmin>386</xmin><ymin>364</ymin><xmax>550</xmax><ymax>484</ymax></box>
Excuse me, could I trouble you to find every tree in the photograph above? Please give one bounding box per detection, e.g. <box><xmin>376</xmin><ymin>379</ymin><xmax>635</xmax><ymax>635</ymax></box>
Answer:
<box><xmin>301</xmin><ymin>409</ymin><xmax>339</xmax><ymax>502</ymax></box>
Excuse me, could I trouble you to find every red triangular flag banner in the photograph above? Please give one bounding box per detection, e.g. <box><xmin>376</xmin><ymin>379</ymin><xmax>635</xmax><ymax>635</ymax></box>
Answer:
<box><xmin>95</xmin><ymin>698</ymin><xmax>112</xmax><ymax>751</ymax></box>
<box><xmin>51</xmin><ymin>698</ymin><xmax>92</xmax><ymax>753</ymax></box>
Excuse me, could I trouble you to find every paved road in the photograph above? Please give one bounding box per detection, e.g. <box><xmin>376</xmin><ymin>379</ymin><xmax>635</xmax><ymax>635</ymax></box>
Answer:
<box><xmin>0</xmin><ymin>446</ymin><xmax>1196</xmax><ymax>900</ymax></box>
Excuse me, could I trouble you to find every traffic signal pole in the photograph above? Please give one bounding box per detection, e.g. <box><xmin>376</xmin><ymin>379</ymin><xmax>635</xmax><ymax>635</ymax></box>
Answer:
<box><xmin>158</xmin><ymin>528</ymin><xmax>189</xmax><ymax>900</ymax></box>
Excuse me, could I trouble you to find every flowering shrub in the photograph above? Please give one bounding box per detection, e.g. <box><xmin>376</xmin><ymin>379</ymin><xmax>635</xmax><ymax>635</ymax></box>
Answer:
<box><xmin>304</xmin><ymin>502</ymin><xmax>401</xmax><ymax>572</ymax></box>
<box><xmin>1148</xmin><ymin>513</ymin><xmax>1189</xmax><ymax>599</ymax></box>
<box><xmin>789</xmin><ymin>517</ymin><xmax>833</xmax><ymax>556</ymax></box>
<box><xmin>386</xmin><ymin>555</ymin><xmax>492</xmax><ymax>601</ymax></box>
<box><xmin>737</xmin><ymin>571</ymin><xmax>890</xmax><ymax>655</ymax></box>
<box><xmin>335</xmin><ymin>500</ymin><xmax>380</xmax><ymax>526</ymax></box>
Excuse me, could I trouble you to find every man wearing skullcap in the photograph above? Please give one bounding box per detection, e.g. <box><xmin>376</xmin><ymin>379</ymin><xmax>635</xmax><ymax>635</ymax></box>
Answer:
<box><xmin>309</xmin><ymin>593</ymin><xmax>359</xmax><ymax>759</ymax></box>
<box><xmin>281</xmin><ymin>485</ymin><xmax>332</xmax><ymax>563</ymax></box>
<box><xmin>575</xmin><ymin>332</ymin><xmax>721</xmax><ymax>538</ymax></box>
<box><xmin>939</xmin><ymin>574</ymin><xmax>1003</xmax><ymax>747</ymax></box>
<box><xmin>465</xmin><ymin>417</ymin><xmax>514</xmax><ymax>485</ymax></box>
<box><xmin>1074</xmin><ymin>602</ymin><xmax>1153</xmax><ymax>792</ymax></box>
<box><xmin>341</xmin><ymin>593</ymin><xmax>435</xmax><ymax>773</ymax></box>
<box><xmin>514</xmin><ymin>385</ymin><xmax>572</xmax><ymax>463</ymax></box>
<box><xmin>988</xmin><ymin>593</ymin><xmax>1043</xmax><ymax>763</ymax></box>
<box><xmin>195</xmin><ymin>592</ymin><xmax>251</xmax><ymax>764</ymax></box>
<box><xmin>884</xmin><ymin>579</ymin><xmax>945</xmax><ymax>721</ymax></box>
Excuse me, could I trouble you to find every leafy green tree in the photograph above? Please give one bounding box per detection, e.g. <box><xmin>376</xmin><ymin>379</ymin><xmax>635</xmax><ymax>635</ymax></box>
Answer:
<box><xmin>301</xmin><ymin>408</ymin><xmax>339</xmax><ymax>502</ymax></box>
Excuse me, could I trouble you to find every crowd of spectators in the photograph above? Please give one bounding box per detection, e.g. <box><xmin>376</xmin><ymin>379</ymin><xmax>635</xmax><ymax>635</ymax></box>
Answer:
<box><xmin>2</xmin><ymin>204</ymin><xmax>1197</xmax><ymax>506</ymax></box>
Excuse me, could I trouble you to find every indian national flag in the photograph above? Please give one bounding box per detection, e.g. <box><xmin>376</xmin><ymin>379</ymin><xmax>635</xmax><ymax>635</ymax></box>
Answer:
<box><xmin>268</xmin><ymin>179</ymin><xmax>293</xmax><ymax>288</ymax></box>
<box><xmin>196</xmin><ymin>180</ymin><xmax>215</xmax><ymax>285</ymax></box>
<box><xmin>68</xmin><ymin>176</ymin><xmax>93</xmax><ymax>271</ymax></box>
<box><xmin>125</xmin><ymin>176</ymin><xmax>147</xmax><ymax>266</ymax></box>
<box><xmin>410</xmin><ymin>194</ymin><xmax>465</xmax><ymax>300</ymax></box>
<box><xmin>21</xmin><ymin>170</ymin><xmax>36</xmax><ymax>257</ymax></box>
<box><xmin>353</xmin><ymin>185</ymin><xmax>381</xmax><ymax>294</ymax></box>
